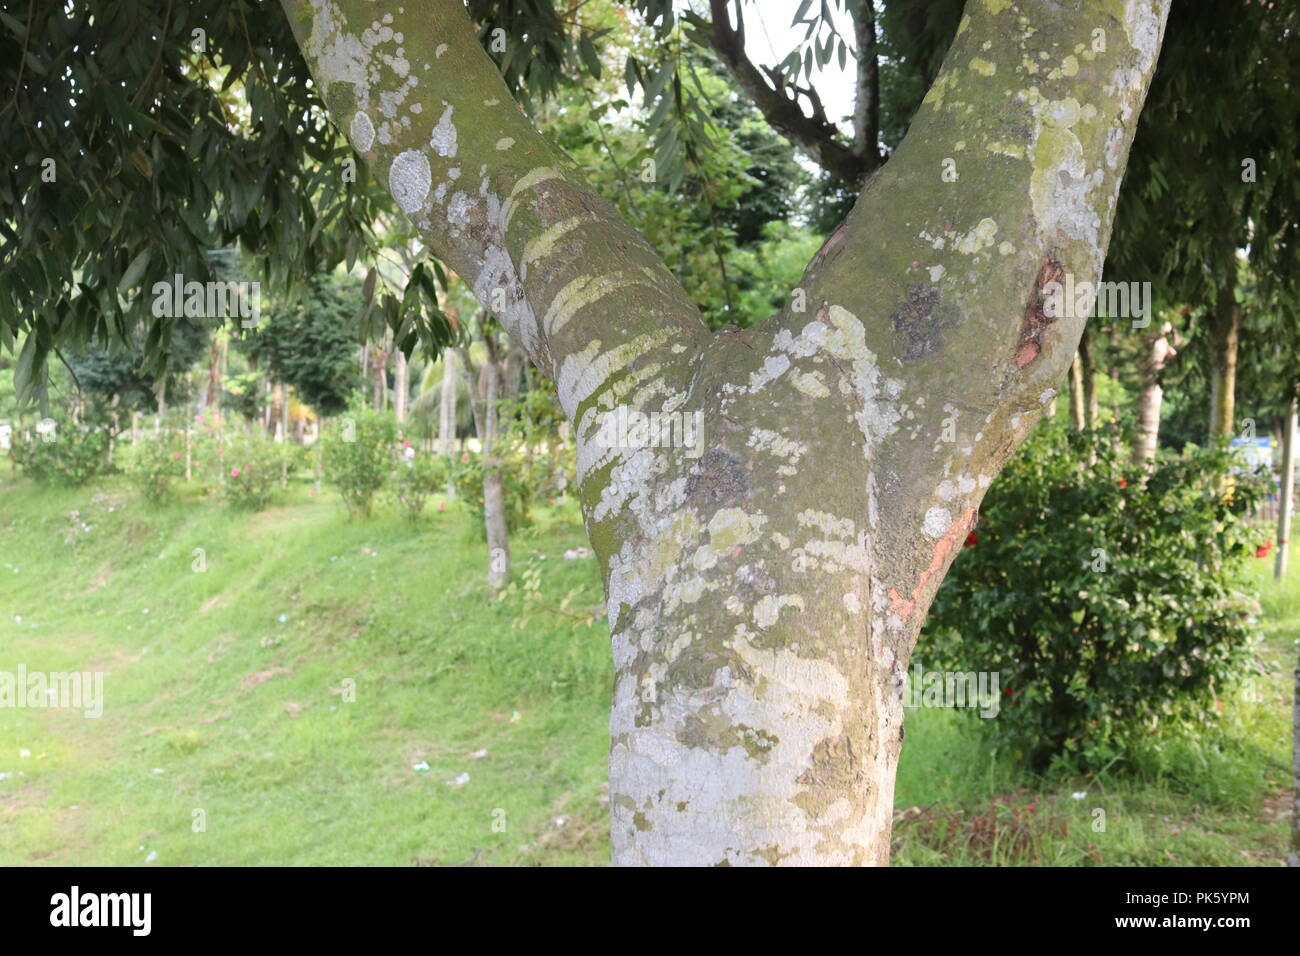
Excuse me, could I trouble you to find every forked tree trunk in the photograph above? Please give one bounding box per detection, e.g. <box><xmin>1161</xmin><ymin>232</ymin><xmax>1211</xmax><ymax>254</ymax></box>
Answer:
<box><xmin>285</xmin><ymin>0</ymin><xmax>1170</xmax><ymax>865</ymax></box>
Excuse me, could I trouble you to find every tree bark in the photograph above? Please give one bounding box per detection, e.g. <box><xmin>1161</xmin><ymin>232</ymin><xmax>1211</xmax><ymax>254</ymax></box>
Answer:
<box><xmin>1278</xmin><ymin>395</ymin><xmax>1296</xmax><ymax>582</ymax></box>
<box><xmin>1133</xmin><ymin>322</ymin><xmax>1176</xmax><ymax>467</ymax></box>
<box><xmin>1207</xmin><ymin>260</ymin><xmax>1241</xmax><ymax>440</ymax></box>
<box><xmin>1068</xmin><ymin>351</ymin><xmax>1086</xmax><ymax>431</ymax></box>
<box><xmin>394</xmin><ymin>348</ymin><xmax>408</xmax><ymax>423</ymax></box>
<box><xmin>1079</xmin><ymin>326</ymin><xmax>1099</xmax><ymax>430</ymax></box>
<box><xmin>284</xmin><ymin>0</ymin><xmax>1170</xmax><ymax>866</ymax></box>
<box><xmin>460</xmin><ymin>328</ymin><xmax>516</xmax><ymax>592</ymax></box>
<box><xmin>207</xmin><ymin>333</ymin><xmax>224</xmax><ymax>425</ymax></box>
<box><xmin>439</xmin><ymin>351</ymin><xmax>458</xmax><ymax>455</ymax></box>
<box><xmin>1292</xmin><ymin>648</ymin><xmax>1299</xmax><ymax>866</ymax></box>
<box><xmin>358</xmin><ymin>342</ymin><xmax>369</xmax><ymax>408</ymax></box>
<box><xmin>372</xmin><ymin>340</ymin><xmax>389</xmax><ymax>411</ymax></box>
<box><xmin>852</xmin><ymin>0</ymin><xmax>881</xmax><ymax>164</ymax></box>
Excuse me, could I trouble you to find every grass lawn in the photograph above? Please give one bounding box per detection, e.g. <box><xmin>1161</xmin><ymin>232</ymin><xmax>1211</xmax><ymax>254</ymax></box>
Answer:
<box><xmin>1</xmin><ymin>471</ymin><xmax>1294</xmax><ymax>865</ymax></box>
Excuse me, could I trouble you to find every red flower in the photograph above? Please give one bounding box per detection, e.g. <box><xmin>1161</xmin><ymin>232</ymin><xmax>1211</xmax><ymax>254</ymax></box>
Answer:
<box><xmin>231</xmin><ymin>468</ymin><xmax>240</xmax><ymax>477</ymax></box>
<box><xmin>173</xmin><ymin>452</ymin><xmax>181</xmax><ymax>459</ymax></box>
<box><xmin>1119</xmin><ymin>478</ymin><xmax>1128</xmax><ymax>488</ymax></box>
<box><xmin>460</xmin><ymin>453</ymin><xmax>470</xmax><ymax>463</ymax></box>
<box><xmin>964</xmin><ymin>531</ymin><xmax>978</xmax><ymax>547</ymax></box>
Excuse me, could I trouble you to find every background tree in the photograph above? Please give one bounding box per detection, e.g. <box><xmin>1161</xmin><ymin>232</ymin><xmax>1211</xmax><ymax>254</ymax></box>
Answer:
<box><xmin>243</xmin><ymin>274</ymin><xmax>365</xmax><ymax>421</ymax></box>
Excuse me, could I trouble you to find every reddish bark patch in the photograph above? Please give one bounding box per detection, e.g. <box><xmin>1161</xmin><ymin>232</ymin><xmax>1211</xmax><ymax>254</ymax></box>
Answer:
<box><xmin>1015</xmin><ymin>259</ymin><xmax>1065</xmax><ymax>368</ymax></box>
<box><xmin>890</xmin><ymin>507</ymin><xmax>978</xmax><ymax>622</ymax></box>
<box><xmin>815</xmin><ymin>221</ymin><xmax>849</xmax><ymax>260</ymax></box>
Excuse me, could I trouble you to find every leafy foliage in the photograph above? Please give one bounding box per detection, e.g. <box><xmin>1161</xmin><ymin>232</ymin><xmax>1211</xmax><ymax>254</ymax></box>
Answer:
<box><xmin>924</xmin><ymin>427</ymin><xmax>1267</xmax><ymax>771</ymax></box>
<box><xmin>242</xmin><ymin>274</ymin><xmax>362</xmax><ymax>417</ymax></box>
<box><xmin>0</xmin><ymin>0</ymin><xmax>449</xmax><ymax>405</ymax></box>
<box><xmin>388</xmin><ymin>451</ymin><xmax>448</xmax><ymax>522</ymax></box>
<box><xmin>10</xmin><ymin>417</ymin><xmax>110</xmax><ymax>486</ymax></box>
<box><xmin>121</xmin><ymin>430</ymin><xmax>186</xmax><ymax>504</ymax></box>
<box><xmin>220</xmin><ymin>430</ymin><xmax>294</xmax><ymax>511</ymax></box>
<box><xmin>322</xmin><ymin>409</ymin><xmax>397</xmax><ymax>517</ymax></box>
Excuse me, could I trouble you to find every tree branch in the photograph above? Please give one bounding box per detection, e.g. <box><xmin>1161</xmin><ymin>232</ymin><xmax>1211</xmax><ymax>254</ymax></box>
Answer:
<box><xmin>748</xmin><ymin>0</ymin><xmax>1171</xmax><ymax>644</ymax></box>
<box><xmin>852</xmin><ymin>0</ymin><xmax>880</xmax><ymax>162</ymax></box>
<box><xmin>280</xmin><ymin>0</ymin><xmax>708</xmax><ymax>427</ymax></box>
<box><xmin>706</xmin><ymin>0</ymin><xmax>869</xmax><ymax>184</ymax></box>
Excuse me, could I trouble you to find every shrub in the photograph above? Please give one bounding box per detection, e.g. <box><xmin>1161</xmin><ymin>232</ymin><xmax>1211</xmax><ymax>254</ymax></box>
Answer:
<box><xmin>220</xmin><ymin>431</ymin><xmax>290</xmax><ymax>510</ymax></box>
<box><xmin>388</xmin><ymin>450</ymin><xmax>447</xmax><ymax>522</ymax></box>
<box><xmin>322</xmin><ymin>409</ymin><xmax>396</xmax><ymax>517</ymax></box>
<box><xmin>923</xmin><ymin>428</ymin><xmax>1265</xmax><ymax>771</ymax></box>
<box><xmin>122</xmin><ymin>431</ymin><xmax>186</xmax><ymax>502</ymax></box>
<box><xmin>11</xmin><ymin>419</ymin><xmax>110</xmax><ymax>486</ymax></box>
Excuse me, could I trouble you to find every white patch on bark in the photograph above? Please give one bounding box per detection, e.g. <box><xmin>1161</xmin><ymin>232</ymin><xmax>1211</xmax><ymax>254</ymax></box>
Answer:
<box><xmin>389</xmin><ymin>150</ymin><xmax>431</xmax><ymax>213</ymax></box>
<box><xmin>753</xmin><ymin>594</ymin><xmax>805</xmax><ymax>629</ymax></box>
<box><xmin>349</xmin><ymin>111</ymin><xmax>375</xmax><ymax>152</ymax></box>
<box><xmin>923</xmin><ymin>507</ymin><xmax>953</xmax><ymax>538</ymax></box>
<box><xmin>430</xmin><ymin>105</ymin><xmax>458</xmax><ymax>157</ymax></box>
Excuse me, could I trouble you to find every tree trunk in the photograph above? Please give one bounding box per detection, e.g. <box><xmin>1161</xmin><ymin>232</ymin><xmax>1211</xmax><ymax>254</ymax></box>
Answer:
<box><xmin>1133</xmin><ymin>322</ymin><xmax>1176</xmax><ymax>467</ymax></box>
<box><xmin>1207</xmin><ymin>261</ymin><xmax>1241</xmax><ymax>440</ymax></box>
<box><xmin>394</xmin><ymin>348</ymin><xmax>409</xmax><ymax>423</ymax></box>
<box><xmin>1292</xmin><ymin>650</ymin><xmax>1299</xmax><ymax>866</ymax></box>
<box><xmin>107</xmin><ymin>393</ymin><xmax>121</xmax><ymax>465</ymax></box>
<box><xmin>461</xmin><ymin>335</ymin><xmax>512</xmax><ymax>592</ymax></box>
<box><xmin>358</xmin><ymin>343</ymin><xmax>369</xmax><ymax>408</ymax></box>
<box><xmin>439</xmin><ymin>352</ymin><xmax>458</xmax><ymax>456</ymax></box>
<box><xmin>207</xmin><ymin>333</ymin><xmax>224</xmax><ymax>425</ymax></box>
<box><xmin>1278</xmin><ymin>395</ymin><xmax>1296</xmax><ymax>582</ymax></box>
<box><xmin>1068</xmin><ymin>351</ymin><xmax>1086</xmax><ymax>430</ymax></box>
<box><xmin>372</xmin><ymin>341</ymin><xmax>388</xmax><ymax>411</ymax></box>
<box><xmin>1079</xmin><ymin>327</ymin><xmax>1099</xmax><ymax>430</ymax></box>
<box><xmin>285</xmin><ymin>0</ymin><xmax>1170</xmax><ymax>866</ymax></box>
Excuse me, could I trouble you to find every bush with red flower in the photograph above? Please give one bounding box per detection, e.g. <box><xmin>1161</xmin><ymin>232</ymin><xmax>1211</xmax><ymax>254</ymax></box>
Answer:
<box><xmin>220</xmin><ymin>431</ymin><xmax>292</xmax><ymax>510</ymax></box>
<box><xmin>120</xmin><ymin>426</ymin><xmax>187</xmax><ymax>503</ymax></box>
<box><xmin>925</xmin><ymin>427</ymin><xmax>1265</xmax><ymax>771</ymax></box>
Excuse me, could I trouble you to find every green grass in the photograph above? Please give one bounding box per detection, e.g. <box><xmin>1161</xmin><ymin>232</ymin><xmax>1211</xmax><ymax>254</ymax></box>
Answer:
<box><xmin>0</xmin><ymin>474</ymin><xmax>611</xmax><ymax>865</ymax></box>
<box><xmin>0</xmin><ymin>471</ymin><xmax>1294</xmax><ymax>865</ymax></box>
